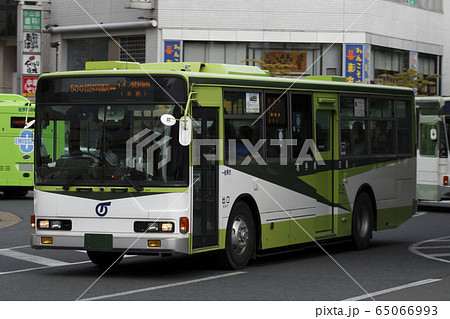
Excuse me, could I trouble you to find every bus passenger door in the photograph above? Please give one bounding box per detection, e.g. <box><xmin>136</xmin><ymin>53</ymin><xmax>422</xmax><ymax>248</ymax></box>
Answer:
<box><xmin>314</xmin><ymin>95</ymin><xmax>337</xmax><ymax>237</ymax></box>
<box><xmin>192</xmin><ymin>107</ymin><xmax>219</xmax><ymax>250</ymax></box>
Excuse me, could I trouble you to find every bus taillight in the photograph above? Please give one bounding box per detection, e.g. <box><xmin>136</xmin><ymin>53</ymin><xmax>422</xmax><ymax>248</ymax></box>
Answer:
<box><xmin>444</xmin><ymin>176</ymin><xmax>449</xmax><ymax>186</ymax></box>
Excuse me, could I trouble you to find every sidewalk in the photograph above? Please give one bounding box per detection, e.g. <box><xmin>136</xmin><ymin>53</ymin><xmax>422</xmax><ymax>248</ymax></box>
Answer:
<box><xmin>0</xmin><ymin>211</ymin><xmax>22</xmax><ymax>229</ymax></box>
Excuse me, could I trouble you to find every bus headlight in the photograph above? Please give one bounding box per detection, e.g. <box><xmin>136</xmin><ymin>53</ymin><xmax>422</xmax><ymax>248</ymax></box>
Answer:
<box><xmin>37</xmin><ymin>219</ymin><xmax>72</xmax><ymax>230</ymax></box>
<box><xmin>39</xmin><ymin>220</ymin><xmax>50</xmax><ymax>229</ymax></box>
<box><xmin>50</xmin><ymin>221</ymin><xmax>62</xmax><ymax>229</ymax></box>
<box><xmin>134</xmin><ymin>222</ymin><xmax>175</xmax><ymax>233</ymax></box>
<box><xmin>161</xmin><ymin>223</ymin><xmax>173</xmax><ymax>232</ymax></box>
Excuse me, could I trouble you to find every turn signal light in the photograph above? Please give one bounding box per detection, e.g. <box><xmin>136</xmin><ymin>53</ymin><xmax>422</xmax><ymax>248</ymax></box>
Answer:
<box><xmin>148</xmin><ymin>240</ymin><xmax>161</xmax><ymax>247</ymax></box>
<box><xmin>41</xmin><ymin>237</ymin><xmax>53</xmax><ymax>245</ymax></box>
<box><xmin>30</xmin><ymin>214</ymin><xmax>35</xmax><ymax>229</ymax></box>
<box><xmin>180</xmin><ymin>217</ymin><xmax>189</xmax><ymax>234</ymax></box>
<box><xmin>444</xmin><ymin>176</ymin><xmax>449</xmax><ymax>186</ymax></box>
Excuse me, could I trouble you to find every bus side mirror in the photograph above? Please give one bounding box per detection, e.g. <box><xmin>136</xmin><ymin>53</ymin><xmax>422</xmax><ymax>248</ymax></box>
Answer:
<box><xmin>24</xmin><ymin>119</ymin><xmax>35</xmax><ymax>129</ymax></box>
<box><xmin>160</xmin><ymin>114</ymin><xmax>192</xmax><ymax>146</ymax></box>
<box><xmin>430</xmin><ymin>128</ymin><xmax>437</xmax><ymax>141</ymax></box>
<box><xmin>160</xmin><ymin>114</ymin><xmax>176</xmax><ymax>126</ymax></box>
<box><xmin>178</xmin><ymin>117</ymin><xmax>192</xmax><ymax>146</ymax></box>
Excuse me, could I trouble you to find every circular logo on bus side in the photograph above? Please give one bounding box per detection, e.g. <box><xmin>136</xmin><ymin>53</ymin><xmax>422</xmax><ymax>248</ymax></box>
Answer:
<box><xmin>14</xmin><ymin>129</ymin><xmax>34</xmax><ymax>153</ymax></box>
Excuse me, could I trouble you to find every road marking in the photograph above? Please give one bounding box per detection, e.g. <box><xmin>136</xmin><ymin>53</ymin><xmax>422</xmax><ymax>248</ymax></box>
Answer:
<box><xmin>409</xmin><ymin>236</ymin><xmax>450</xmax><ymax>264</ymax></box>
<box><xmin>429</xmin><ymin>253</ymin><xmax>450</xmax><ymax>257</ymax></box>
<box><xmin>344</xmin><ymin>279</ymin><xmax>442</xmax><ymax>301</ymax></box>
<box><xmin>80</xmin><ymin>271</ymin><xmax>247</xmax><ymax>301</ymax></box>
<box><xmin>0</xmin><ymin>245</ymin><xmax>29</xmax><ymax>250</ymax></box>
<box><xmin>414</xmin><ymin>246</ymin><xmax>450</xmax><ymax>249</ymax></box>
<box><xmin>0</xmin><ymin>249</ymin><xmax>70</xmax><ymax>267</ymax></box>
<box><xmin>413</xmin><ymin>212</ymin><xmax>427</xmax><ymax>217</ymax></box>
<box><xmin>0</xmin><ymin>247</ymin><xmax>142</xmax><ymax>276</ymax></box>
<box><xmin>0</xmin><ymin>261</ymin><xmax>92</xmax><ymax>276</ymax></box>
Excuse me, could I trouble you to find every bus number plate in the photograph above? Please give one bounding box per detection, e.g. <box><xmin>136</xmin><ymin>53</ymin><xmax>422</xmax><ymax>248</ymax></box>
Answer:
<box><xmin>84</xmin><ymin>234</ymin><xmax>113</xmax><ymax>250</ymax></box>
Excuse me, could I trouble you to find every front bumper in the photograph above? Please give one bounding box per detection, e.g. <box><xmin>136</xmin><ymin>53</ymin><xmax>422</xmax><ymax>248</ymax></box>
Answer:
<box><xmin>30</xmin><ymin>232</ymin><xmax>189</xmax><ymax>254</ymax></box>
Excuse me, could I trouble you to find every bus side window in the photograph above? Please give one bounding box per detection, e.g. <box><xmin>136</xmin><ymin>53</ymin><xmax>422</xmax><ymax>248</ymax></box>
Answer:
<box><xmin>223</xmin><ymin>90</ymin><xmax>262</xmax><ymax>165</ymax></box>
<box><xmin>397</xmin><ymin>100</ymin><xmax>413</xmax><ymax>155</ymax></box>
<box><xmin>291</xmin><ymin>94</ymin><xmax>313</xmax><ymax>160</ymax></box>
<box><xmin>266</xmin><ymin>94</ymin><xmax>287</xmax><ymax>160</ymax></box>
<box><xmin>341</xmin><ymin>120</ymin><xmax>367</xmax><ymax>156</ymax></box>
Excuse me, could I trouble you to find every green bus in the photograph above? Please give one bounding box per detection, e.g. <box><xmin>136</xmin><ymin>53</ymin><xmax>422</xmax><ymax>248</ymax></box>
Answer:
<box><xmin>415</xmin><ymin>96</ymin><xmax>450</xmax><ymax>206</ymax></box>
<box><xmin>0</xmin><ymin>94</ymin><xmax>34</xmax><ymax>197</ymax></box>
<box><xmin>31</xmin><ymin>62</ymin><xmax>416</xmax><ymax>269</ymax></box>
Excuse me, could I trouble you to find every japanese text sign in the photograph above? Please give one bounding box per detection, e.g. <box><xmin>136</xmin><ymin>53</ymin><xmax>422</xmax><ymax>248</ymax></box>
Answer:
<box><xmin>23</xmin><ymin>10</ymin><xmax>41</xmax><ymax>31</ymax></box>
<box><xmin>345</xmin><ymin>44</ymin><xmax>364</xmax><ymax>84</ymax></box>
<box><xmin>164</xmin><ymin>41</ymin><xmax>182</xmax><ymax>63</ymax></box>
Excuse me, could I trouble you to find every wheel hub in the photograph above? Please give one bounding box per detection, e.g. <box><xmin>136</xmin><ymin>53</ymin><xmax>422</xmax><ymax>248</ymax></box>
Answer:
<box><xmin>231</xmin><ymin>217</ymin><xmax>249</xmax><ymax>255</ymax></box>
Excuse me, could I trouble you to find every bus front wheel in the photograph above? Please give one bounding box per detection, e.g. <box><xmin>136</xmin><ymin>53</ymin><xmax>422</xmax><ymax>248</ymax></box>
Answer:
<box><xmin>351</xmin><ymin>192</ymin><xmax>374</xmax><ymax>250</ymax></box>
<box><xmin>87</xmin><ymin>251</ymin><xmax>123</xmax><ymax>268</ymax></box>
<box><xmin>224</xmin><ymin>201</ymin><xmax>255</xmax><ymax>270</ymax></box>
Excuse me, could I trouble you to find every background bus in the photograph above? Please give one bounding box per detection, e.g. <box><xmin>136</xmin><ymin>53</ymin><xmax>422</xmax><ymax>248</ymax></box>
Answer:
<box><xmin>0</xmin><ymin>94</ymin><xmax>34</xmax><ymax>197</ymax></box>
<box><xmin>31</xmin><ymin>62</ymin><xmax>416</xmax><ymax>269</ymax></box>
<box><xmin>415</xmin><ymin>96</ymin><xmax>450</xmax><ymax>206</ymax></box>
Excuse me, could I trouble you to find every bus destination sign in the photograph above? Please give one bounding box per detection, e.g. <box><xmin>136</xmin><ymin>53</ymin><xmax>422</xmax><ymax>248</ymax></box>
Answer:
<box><xmin>37</xmin><ymin>75</ymin><xmax>187</xmax><ymax>104</ymax></box>
<box><xmin>69</xmin><ymin>80</ymin><xmax>152</xmax><ymax>98</ymax></box>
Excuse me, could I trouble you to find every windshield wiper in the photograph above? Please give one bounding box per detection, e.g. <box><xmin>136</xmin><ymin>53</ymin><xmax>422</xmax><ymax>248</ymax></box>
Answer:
<box><xmin>62</xmin><ymin>169</ymin><xmax>84</xmax><ymax>190</ymax></box>
<box><xmin>61</xmin><ymin>155</ymin><xmax>100</xmax><ymax>190</ymax></box>
<box><xmin>107</xmin><ymin>162</ymin><xmax>143</xmax><ymax>192</ymax></box>
<box><xmin>122</xmin><ymin>173</ymin><xmax>144</xmax><ymax>192</ymax></box>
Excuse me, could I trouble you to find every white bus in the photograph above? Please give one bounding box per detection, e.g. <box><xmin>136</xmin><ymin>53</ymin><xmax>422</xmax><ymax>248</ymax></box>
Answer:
<box><xmin>416</xmin><ymin>96</ymin><xmax>450</xmax><ymax>206</ymax></box>
<box><xmin>31</xmin><ymin>62</ymin><xmax>416</xmax><ymax>269</ymax></box>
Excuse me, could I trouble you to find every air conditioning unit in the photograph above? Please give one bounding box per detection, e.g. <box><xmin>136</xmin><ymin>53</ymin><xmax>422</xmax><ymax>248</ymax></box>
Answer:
<box><xmin>129</xmin><ymin>0</ymin><xmax>154</xmax><ymax>10</ymax></box>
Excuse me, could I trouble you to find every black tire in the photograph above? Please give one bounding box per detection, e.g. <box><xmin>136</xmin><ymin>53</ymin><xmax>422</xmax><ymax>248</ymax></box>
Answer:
<box><xmin>223</xmin><ymin>201</ymin><xmax>255</xmax><ymax>270</ymax></box>
<box><xmin>87</xmin><ymin>251</ymin><xmax>124</xmax><ymax>268</ymax></box>
<box><xmin>351</xmin><ymin>192</ymin><xmax>374</xmax><ymax>250</ymax></box>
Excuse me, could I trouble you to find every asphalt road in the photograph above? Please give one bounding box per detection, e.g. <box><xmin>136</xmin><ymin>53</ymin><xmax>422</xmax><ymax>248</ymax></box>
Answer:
<box><xmin>1</xmin><ymin>193</ymin><xmax>449</xmax><ymax>305</ymax></box>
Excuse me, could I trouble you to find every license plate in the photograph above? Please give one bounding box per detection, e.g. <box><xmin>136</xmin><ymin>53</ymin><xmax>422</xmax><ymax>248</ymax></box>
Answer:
<box><xmin>84</xmin><ymin>234</ymin><xmax>113</xmax><ymax>250</ymax></box>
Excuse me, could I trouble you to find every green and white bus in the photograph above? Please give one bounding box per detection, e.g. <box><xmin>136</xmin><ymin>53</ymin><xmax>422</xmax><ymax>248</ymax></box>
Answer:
<box><xmin>415</xmin><ymin>96</ymin><xmax>450</xmax><ymax>206</ymax></box>
<box><xmin>0</xmin><ymin>94</ymin><xmax>34</xmax><ymax>197</ymax></box>
<box><xmin>31</xmin><ymin>62</ymin><xmax>416</xmax><ymax>269</ymax></box>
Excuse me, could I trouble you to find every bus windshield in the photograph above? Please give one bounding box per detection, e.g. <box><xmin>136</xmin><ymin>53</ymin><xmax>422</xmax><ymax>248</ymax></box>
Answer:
<box><xmin>36</xmin><ymin>103</ymin><xmax>188</xmax><ymax>188</ymax></box>
<box><xmin>35</xmin><ymin>75</ymin><xmax>189</xmax><ymax>189</ymax></box>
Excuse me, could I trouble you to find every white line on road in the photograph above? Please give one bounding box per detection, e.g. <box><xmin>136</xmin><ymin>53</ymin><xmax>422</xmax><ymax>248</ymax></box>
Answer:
<box><xmin>0</xmin><ymin>249</ymin><xmax>70</xmax><ymax>267</ymax></box>
<box><xmin>0</xmin><ymin>261</ymin><xmax>92</xmax><ymax>276</ymax></box>
<box><xmin>344</xmin><ymin>279</ymin><xmax>442</xmax><ymax>301</ymax></box>
<box><xmin>80</xmin><ymin>271</ymin><xmax>247</xmax><ymax>301</ymax></box>
<box><xmin>414</xmin><ymin>246</ymin><xmax>450</xmax><ymax>249</ymax></box>
<box><xmin>409</xmin><ymin>236</ymin><xmax>450</xmax><ymax>264</ymax></box>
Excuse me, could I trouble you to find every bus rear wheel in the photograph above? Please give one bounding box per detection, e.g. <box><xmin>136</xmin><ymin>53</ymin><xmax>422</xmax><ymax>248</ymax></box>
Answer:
<box><xmin>223</xmin><ymin>201</ymin><xmax>255</xmax><ymax>270</ymax></box>
<box><xmin>87</xmin><ymin>251</ymin><xmax>123</xmax><ymax>268</ymax></box>
<box><xmin>351</xmin><ymin>192</ymin><xmax>374</xmax><ymax>250</ymax></box>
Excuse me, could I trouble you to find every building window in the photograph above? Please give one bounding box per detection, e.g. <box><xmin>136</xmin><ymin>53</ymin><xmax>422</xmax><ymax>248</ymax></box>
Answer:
<box><xmin>68</xmin><ymin>38</ymin><xmax>108</xmax><ymax>70</ymax></box>
<box><xmin>0</xmin><ymin>0</ymin><xmax>17</xmax><ymax>38</ymax></box>
<box><xmin>120</xmin><ymin>35</ymin><xmax>146</xmax><ymax>63</ymax></box>
<box><xmin>384</xmin><ymin>0</ymin><xmax>443</xmax><ymax>13</ymax></box>
<box><xmin>373</xmin><ymin>47</ymin><xmax>408</xmax><ymax>78</ymax></box>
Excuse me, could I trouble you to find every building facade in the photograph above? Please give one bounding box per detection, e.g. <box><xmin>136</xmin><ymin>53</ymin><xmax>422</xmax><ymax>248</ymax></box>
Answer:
<box><xmin>0</xmin><ymin>0</ymin><xmax>448</xmax><ymax>97</ymax></box>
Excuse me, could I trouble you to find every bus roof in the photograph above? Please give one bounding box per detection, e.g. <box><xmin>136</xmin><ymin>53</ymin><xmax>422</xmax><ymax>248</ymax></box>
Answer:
<box><xmin>416</xmin><ymin>96</ymin><xmax>450</xmax><ymax>114</ymax></box>
<box><xmin>39</xmin><ymin>61</ymin><xmax>414</xmax><ymax>96</ymax></box>
<box><xmin>0</xmin><ymin>94</ymin><xmax>30</xmax><ymax>104</ymax></box>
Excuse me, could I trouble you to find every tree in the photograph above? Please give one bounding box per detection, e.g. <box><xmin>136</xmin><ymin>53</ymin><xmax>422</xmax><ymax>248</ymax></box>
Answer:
<box><xmin>242</xmin><ymin>59</ymin><xmax>295</xmax><ymax>77</ymax></box>
<box><xmin>376</xmin><ymin>69</ymin><xmax>440</xmax><ymax>95</ymax></box>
